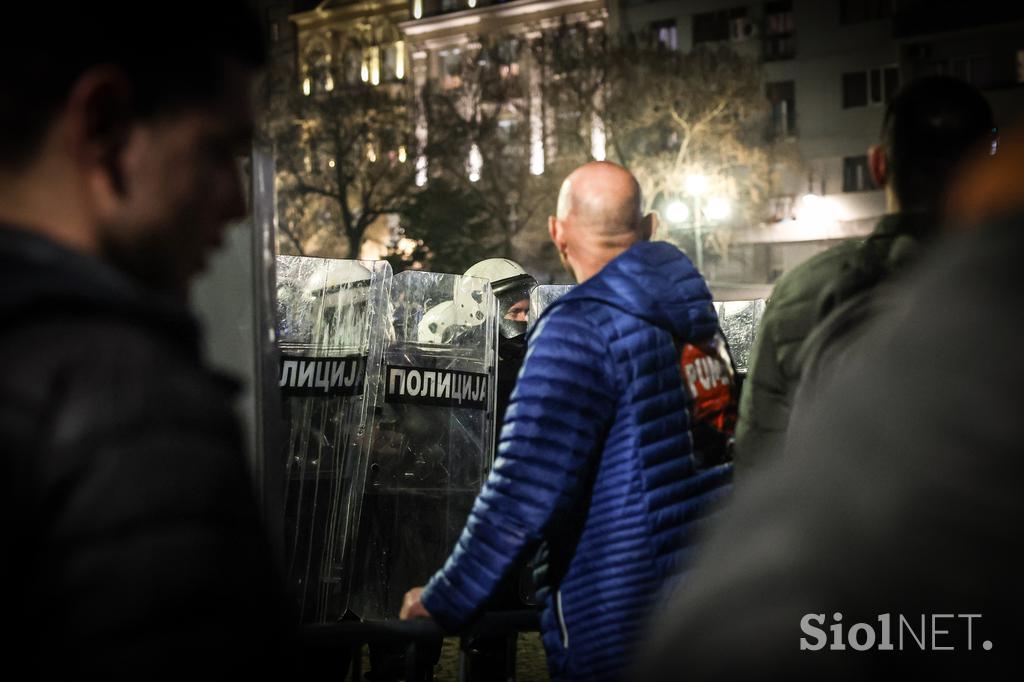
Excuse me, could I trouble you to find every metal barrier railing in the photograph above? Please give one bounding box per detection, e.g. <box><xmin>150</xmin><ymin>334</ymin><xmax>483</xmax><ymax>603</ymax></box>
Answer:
<box><xmin>298</xmin><ymin>609</ymin><xmax>541</xmax><ymax>681</ymax></box>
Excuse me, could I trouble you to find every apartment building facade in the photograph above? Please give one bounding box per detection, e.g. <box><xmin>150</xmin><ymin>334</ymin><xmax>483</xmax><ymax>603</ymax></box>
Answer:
<box><xmin>618</xmin><ymin>0</ymin><xmax>1024</xmax><ymax>283</ymax></box>
<box><xmin>270</xmin><ymin>0</ymin><xmax>1024</xmax><ymax>282</ymax></box>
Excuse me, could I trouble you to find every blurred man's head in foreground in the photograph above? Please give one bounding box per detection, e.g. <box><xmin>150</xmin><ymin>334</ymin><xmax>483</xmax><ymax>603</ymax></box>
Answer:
<box><xmin>0</xmin><ymin>2</ymin><xmax>266</xmax><ymax>295</ymax></box>
<box><xmin>548</xmin><ymin>161</ymin><xmax>656</xmax><ymax>283</ymax></box>
<box><xmin>869</xmin><ymin>75</ymin><xmax>994</xmax><ymax>216</ymax></box>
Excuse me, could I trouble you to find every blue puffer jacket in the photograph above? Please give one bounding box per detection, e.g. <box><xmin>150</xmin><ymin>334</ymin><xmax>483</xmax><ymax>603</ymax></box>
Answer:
<box><xmin>421</xmin><ymin>241</ymin><xmax>734</xmax><ymax>680</ymax></box>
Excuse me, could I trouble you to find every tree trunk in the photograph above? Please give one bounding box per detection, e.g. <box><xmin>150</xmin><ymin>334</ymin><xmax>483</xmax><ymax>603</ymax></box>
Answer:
<box><xmin>346</xmin><ymin>230</ymin><xmax>362</xmax><ymax>260</ymax></box>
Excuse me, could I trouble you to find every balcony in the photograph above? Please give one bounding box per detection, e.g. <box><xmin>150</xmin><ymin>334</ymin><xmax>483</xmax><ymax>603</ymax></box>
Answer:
<box><xmin>892</xmin><ymin>1</ymin><xmax>1024</xmax><ymax>39</ymax></box>
<box><xmin>412</xmin><ymin>0</ymin><xmax>509</xmax><ymax>20</ymax></box>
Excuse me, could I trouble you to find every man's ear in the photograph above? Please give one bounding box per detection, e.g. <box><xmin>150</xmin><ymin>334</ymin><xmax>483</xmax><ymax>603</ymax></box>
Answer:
<box><xmin>548</xmin><ymin>215</ymin><xmax>564</xmax><ymax>252</ymax></box>
<box><xmin>65</xmin><ymin>66</ymin><xmax>133</xmax><ymax>197</ymax></box>
<box><xmin>640</xmin><ymin>212</ymin><xmax>657</xmax><ymax>241</ymax></box>
<box><xmin>868</xmin><ymin>144</ymin><xmax>888</xmax><ymax>189</ymax></box>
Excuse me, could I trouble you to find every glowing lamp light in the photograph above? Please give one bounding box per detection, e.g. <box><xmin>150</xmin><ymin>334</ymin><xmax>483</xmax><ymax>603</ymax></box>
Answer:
<box><xmin>665</xmin><ymin>201</ymin><xmax>690</xmax><ymax>224</ymax></box>
<box><xmin>396</xmin><ymin>41</ymin><xmax>406</xmax><ymax>80</ymax></box>
<box><xmin>415</xmin><ymin>155</ymin><xmax>428</xmax><ymax>187</ymax></box>
<box><xmin>468</xmin><ymin>143</ymin><xmax>483</xmax><ymax>183</ymax></box>
<box><xmin>799</xmin><ymin>193</ymin><xmax>839</xmax><ymax>225</ymax></box>
<box><xmin>704</xmin><ymin>197</ymin><xmax>731</xmax><ymax>221</ymax></box>
<box><xmin>685</xmin><ymin>173</ymin><xmax>709</xmax><ymax>196</ymax></box>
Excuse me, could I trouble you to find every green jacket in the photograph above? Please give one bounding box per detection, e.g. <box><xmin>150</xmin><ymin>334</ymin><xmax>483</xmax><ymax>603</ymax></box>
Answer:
<box><xmin>734</xmin><ymin>213</ymin><xmax>934</xmax><ymax>472</ymax></box>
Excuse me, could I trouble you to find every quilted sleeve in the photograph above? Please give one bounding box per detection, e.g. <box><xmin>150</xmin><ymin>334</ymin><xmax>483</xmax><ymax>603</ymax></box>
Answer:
<box><xmin>420</xmin><ymin>306</ymin><xmax>617</xmax><ymax>631</ymax></box>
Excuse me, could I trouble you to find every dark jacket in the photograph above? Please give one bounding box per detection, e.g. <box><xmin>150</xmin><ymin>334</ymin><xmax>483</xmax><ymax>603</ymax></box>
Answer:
<box><xmin>0</xmin><ymin>227</ymin><xmax>289</xmax><ymax>679</ymax></box>
<box><xmin>734</xmin><ymin>213</ymin><xmax>934</xmax><ymax>471</ymax></box>
<box><xmin>637</xmin><ymin>215</ymin><xmax>1024</xmax><ymax>681</ymax></box>
<box><xmin>421</xmin><ymin>241</ymin><xmax>732</xmax><ymax>681</ymax></box>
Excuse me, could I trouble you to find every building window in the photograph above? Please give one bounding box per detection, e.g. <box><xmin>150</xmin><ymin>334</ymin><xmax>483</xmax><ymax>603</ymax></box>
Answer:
<box><xmin>842</xmin><ymin>71</ymin><xmax>868</xmax><ymax>108</ymax></box>
<box><xmin>693</xmin><ymin>7</ymin><xmax>748</xmax><ymax>46</ymax></box>
<box><xmin>843</xmin><ymin>66</ymin><xmax>898</xmax><ymax>108</ymax></box>
<box><xmin>497</xmin><ymin>39</ymin><xmax>521</xmax><ymax>79</ymax></box>
<box><xmin>766</xmin><ymin>80</ymin><xmax>796</xmax><ymax>138</ymax></box>
<box><xmin>843</xmin><ymin>155</ymin><xmax>878</xmax><ymax>192</ymax></box>
<box><xmin>926</xmin><ymin>47</ymin><xmax>1023</xmax><ymax>90</ymax></box>
<box><xmin>764</xmin><ymin>0</ymin><xmax>795</xmax><ymax>61</ymax></box>
<box><xmin>440</xmin><ymin>49</ymin><xmax>462</xmax><ymax>90</ymax></box>
<box><xmin>441</xmin><ymin>0</ymin><xmax>459</xmax><ymax>11</ymax></box>
<box><xmin>651</xmin><ymin>19</ymin><xmax>678</xmax><ymax>51</ymax></box>
<box><xmin>344</xmin><ymin>48</ymin><xmax>362</xmax><ymax>84</ymax></box>
<box><xmin>383</xmin><ymin>41</ymin><xmax>406</xmax><ymax>81</ymax></box>
<box><xmin>839</xmin><ymin>0</ymin><xmax>892</xmax><ymax>25</ymax></box>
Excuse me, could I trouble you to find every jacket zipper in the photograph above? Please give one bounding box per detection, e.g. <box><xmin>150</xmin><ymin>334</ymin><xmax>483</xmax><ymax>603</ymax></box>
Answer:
<box><xmin>556</xmin><ymin>589</ymin><xmax>570</xmax><ymax>649</ymax></box>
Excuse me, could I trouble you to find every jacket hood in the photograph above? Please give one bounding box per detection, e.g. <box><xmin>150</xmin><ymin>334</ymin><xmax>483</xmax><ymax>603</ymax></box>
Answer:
<box><xmin>0</xmin><ymin>225</ymin><xmax>200</xmax><ymax>351</ymax></box>
<box><xmin>545</xmin><ymin>240</ymin><xmax>718</xmax><ymax>342</ymax></box>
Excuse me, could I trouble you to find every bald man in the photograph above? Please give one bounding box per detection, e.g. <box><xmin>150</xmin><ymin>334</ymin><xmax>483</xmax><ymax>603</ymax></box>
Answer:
<box><xmin>401</xmin><ymin>162</ymin><xmax>730</xmax><ymax>681</ymax></box>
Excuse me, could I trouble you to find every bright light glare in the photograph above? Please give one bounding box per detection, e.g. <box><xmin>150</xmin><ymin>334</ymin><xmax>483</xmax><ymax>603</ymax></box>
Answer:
<box><xmin>799</xmin><ymin>193</ymin><xmax>839</xmax><ymax>224</ymax></box>
<box><xmin>685</xmin><ymin>174</ymin><xmax>709</xmax><ymax>196</ymax></box>
<box><xmin>665</xmin><ymin>201</ymin><xmax>690</xmax><ymax>223</ymax></box>
<box><xmin>704</xmin><ymin>197</ymin><xmax>731</xmax><ymax>221</ymax></box>
<box><xmin>468</xmin><ymin>143</ymin><xmax>483</xmax><ymax>182</ymax></box>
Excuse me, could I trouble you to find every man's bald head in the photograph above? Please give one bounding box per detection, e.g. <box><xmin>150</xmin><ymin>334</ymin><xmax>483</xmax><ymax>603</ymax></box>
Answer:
<box><xmin>556</xmin><ymin>162</ymin><xmax>645</xmax><ymax>243</ymax></box>
<box><xmin>549</xmin><ymin>161</ymin><xmax>657</xmax><ymax>283</ymax></box>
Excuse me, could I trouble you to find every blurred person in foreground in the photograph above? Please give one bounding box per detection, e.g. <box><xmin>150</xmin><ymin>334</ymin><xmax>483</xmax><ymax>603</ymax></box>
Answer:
<box><xmin>400</xmin><ymin>162</ymin><xmax>731</xmax><ymax>681</ymax></box>
<box><xmin>0</xmin><ymin>4</ymin><xmax>290</xmax><ymax>678</ymax></box>
<box><xmin>637</xmin><ymin>128</ymin><xmax>1024</xmax><ymax>680</ymax></box>
<box><xmin>734</xmin><ymin>76</ymin><xmax>995</xmax><ymax>472</ymax></box>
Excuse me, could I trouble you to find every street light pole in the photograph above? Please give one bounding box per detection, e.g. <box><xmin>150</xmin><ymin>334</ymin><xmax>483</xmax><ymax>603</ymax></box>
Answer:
<box><xmin>693</xmin><ymin>194</ymin><xmax>704</xmax><ymax>273</ymax></box>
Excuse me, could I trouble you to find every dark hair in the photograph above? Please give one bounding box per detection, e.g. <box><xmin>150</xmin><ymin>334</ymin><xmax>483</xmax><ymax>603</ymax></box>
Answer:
<box><xmin>0</xmin><ymin>2</ymin><xmax>266</xmax><ymax>169</ymax></box>
<box><xmin>881</xmin><ymin>75</ymin><xmax>994</xmax><ymax>212</ymax></box>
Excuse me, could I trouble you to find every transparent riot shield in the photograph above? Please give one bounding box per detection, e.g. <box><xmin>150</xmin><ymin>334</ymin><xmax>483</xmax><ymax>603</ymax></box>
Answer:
<box><xmin>348</xmin><ymin>271</ymin><xmax>498</xmax><ymax>621</ymax></box>
<box><xmin>714</xmin><ymin>299</ymin><xmax>766</xmax><ymax>374</ymax></box>
<box><xmin>528</xmin><ymin>284</ymin><xmax>575</xmax><ymax>327</ymax></box>
<box><xmin>276</xmin><ymin>256</ymin><xmax>392</xmax><ymax>623</ymax></box>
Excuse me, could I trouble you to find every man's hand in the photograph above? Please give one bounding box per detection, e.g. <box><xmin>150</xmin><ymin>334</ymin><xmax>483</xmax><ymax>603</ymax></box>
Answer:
<box><xmin>400</xmin><ymin>587</ymin><xmax>431</xmax><ymax>620</ymax></box>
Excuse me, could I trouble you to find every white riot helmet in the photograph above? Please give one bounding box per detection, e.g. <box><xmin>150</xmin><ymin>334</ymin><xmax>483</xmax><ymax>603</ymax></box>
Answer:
<box><xmin>303</xmin><ymin>260</ymin><xmax>373</xmax><ymax>350</ymax></box>
<box><xmin>417</xmin><ymin>300</ymin><xmax>456</xmax><ymax>345</ymax></box>
<box><xmin>462</xmin><ymin>258</ymin><xmax>537</xmax><ymax>339</ymax></box>
<box><xmin>302</xmin><ymin>260</ymin><xmax>372</xmax><ymax>304</ymax></box>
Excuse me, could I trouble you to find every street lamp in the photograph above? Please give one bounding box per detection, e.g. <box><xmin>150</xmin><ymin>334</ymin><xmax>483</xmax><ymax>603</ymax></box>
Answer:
<box><xmin>665</xmin><ymin>200</ymin><xmax>690</xmax><ymax>224</ymax></box>
<box><xmin>685</xmin><ymin>173</ymin><xmax>710</xmax><ymax>196</ymax></box>
<box><xmin>704</xmin><ymin>196</ymin><xmax>731</xmax><ymax>222</ymax></box>
<box><xmin>685</xmin><ymin>174</ymin><xmax>711</xmax><ymax>272</ymax></box>
<box><xmin>668</xmin><ymin>175</ymin><xmax>730</xmax><ymax>273</ymax></box>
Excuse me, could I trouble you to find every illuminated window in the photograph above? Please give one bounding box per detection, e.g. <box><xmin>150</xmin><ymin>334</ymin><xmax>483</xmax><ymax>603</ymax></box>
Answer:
<box><xmin>413</xmin><ymin>0</ymin><xmax>423</xmax><ymax>20</ymax></box>
<box><xmin>370</xmin><ymin>46</ymin><xmax>381</xmax><ymax>86</ymax></box>
<box><xmin>651</xmin><ymin>19</ymin><xmax>677</xmax><ymax>51</ymax></box>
